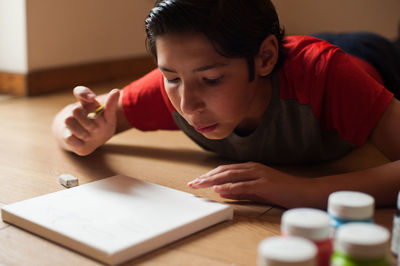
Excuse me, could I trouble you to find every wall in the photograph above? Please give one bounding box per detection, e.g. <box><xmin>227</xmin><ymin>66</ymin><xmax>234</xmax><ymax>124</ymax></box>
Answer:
<box><xmin>26</xmin><ymin>0</ymin><xmax>154</xmax><ymax>72</ymax></box>
<box><xmin>274</xmin><ymin>0</ymin><xmax>400</xmax><ymax>40</ymax></box>
<box><xmin>0</xmin><ymin>0</ymin><xmax>399</xmax><ymax>74</ymax></box>
<box><xmin>0</xmin><ymin>0</ymin><xmax>27</xmax><ymax>73</ymax></box>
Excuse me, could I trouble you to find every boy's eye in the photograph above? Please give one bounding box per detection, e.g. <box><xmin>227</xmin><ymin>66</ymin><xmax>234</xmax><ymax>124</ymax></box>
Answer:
<box><xmin>167</xmin><ymin>77</ymin><xmax>180</xmax><ymax>84</ymax></box>
<box><xmin>203</xmin><ymin>76</ymin><xmax>224</xmax><ymax>85</ymax></box>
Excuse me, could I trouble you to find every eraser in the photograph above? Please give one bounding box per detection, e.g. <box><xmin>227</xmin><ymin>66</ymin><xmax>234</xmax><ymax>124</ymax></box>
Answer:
<box><xmin>87</xmin><ymin>105</ymin><xmax>105</xmax><ymax>120</ymax></box>
<box><xmin>59</xmin><ymin>174</ymin><xmax>79</xmax><ymax>188</ymax></box>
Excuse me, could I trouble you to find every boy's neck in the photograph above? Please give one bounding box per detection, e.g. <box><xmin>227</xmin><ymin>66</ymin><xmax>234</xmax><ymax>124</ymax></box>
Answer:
<box><xmin>235</xmin><ymin>76</ymin><xmax>273</xmax><ymax>136</ymax></box>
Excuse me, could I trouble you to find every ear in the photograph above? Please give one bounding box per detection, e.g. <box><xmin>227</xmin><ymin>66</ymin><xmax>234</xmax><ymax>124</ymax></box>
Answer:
<box><xmin>254</xmin><ymin>35</ymin><xmax>279</xmax><ymax>77</ymax></box>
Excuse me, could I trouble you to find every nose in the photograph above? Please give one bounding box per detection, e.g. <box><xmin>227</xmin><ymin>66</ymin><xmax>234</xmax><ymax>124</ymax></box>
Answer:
<box><xmin>180</xmin><ymin>82</ymin><xmax>205</xmax><ymax>115</ymax></box>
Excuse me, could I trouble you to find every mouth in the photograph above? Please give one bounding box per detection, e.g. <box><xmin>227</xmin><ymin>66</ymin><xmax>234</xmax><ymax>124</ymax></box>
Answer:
<box><xmin>193</xmin><ymin>123</ymin><xmax>219</xmax><ymax>133</ymax></box>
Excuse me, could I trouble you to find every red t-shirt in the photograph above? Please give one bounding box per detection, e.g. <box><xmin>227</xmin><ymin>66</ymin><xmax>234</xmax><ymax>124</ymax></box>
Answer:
<box><xmin>122</xmin><ymin>36</ymin><xmax>393</xmax><ymax>149</ymax></box>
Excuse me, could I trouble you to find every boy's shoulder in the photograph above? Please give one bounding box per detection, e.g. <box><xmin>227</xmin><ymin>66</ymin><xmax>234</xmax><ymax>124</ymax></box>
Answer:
<box><xmin>279</xmin><ymin>35</ymin><xmax>381</xmax><ymax>86</ymax></box>
<box><xmin>282</xmin><ymin>35</ymin><xmax>340</xmax><ymax>65</ymax></box>
<box><xmin>283</xmin><ymin>35</ymin><xmax>336</xmax><ymax>50</ymax></box>
<box><xmin>278</xmin><ymin>35</ymin><xmax>343</xmax><ymax>101</ymax></box>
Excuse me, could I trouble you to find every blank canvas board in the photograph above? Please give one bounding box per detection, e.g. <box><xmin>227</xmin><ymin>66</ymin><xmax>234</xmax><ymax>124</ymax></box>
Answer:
<box><xmin>1</xmin><ymin>175</ymin><xmax>233</xmax><ymax>265</ymax></box>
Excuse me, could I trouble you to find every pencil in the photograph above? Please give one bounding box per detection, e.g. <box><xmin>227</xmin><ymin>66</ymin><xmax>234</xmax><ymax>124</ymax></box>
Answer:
<box><xmin>87</xmin><ymin>104</ymin><xmax>105</xmax><ymax>119</ymax></box>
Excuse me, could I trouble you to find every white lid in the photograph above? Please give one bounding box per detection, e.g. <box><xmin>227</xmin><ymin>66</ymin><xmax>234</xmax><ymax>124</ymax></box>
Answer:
<box><xmin>397</xmin><ymin>191</ymin><xmax>400</xmax><ymax>209</ymax></box>
<box><xmin>258</xmin><ymin>236</ymin><xmax>317</xmax><ymax>266</ymax></box>
<box><xmin>327</xmin><ymin>191</ymin><xmax>374</xmax><ymax>220</ymax></box>
<box><xmin>335</xmin><ymin>223</ymin><xmax>389</xmax><ymax>259</ymax></box>
<box><xmin>281</xmin><ymin>208</ymin><xmax>331</xmax><ymax>241</ymax></box>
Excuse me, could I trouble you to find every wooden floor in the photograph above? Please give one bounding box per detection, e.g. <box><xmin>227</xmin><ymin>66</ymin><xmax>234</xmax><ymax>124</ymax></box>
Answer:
<box><xmin>0</xmin><ymin>78</ymin><xmax>396</xmax><ymax>265</ymax></box>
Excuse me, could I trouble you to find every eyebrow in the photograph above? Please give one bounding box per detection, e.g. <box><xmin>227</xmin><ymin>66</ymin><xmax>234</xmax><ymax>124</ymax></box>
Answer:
<box><xmin>158</xmin><ymin>63</ymin><xmax>228</xmax><ymax>73</ymax></box>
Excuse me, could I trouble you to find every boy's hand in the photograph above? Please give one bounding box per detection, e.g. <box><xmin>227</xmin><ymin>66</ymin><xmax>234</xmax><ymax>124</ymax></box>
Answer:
<box><xmin>188</xmin><ymin>162</ymin><xmax>310</xmax><ymax>208</ymax></box>
<box><xmin>52</xmin><ymin>86</ymin><xmax>120</xmax><ymax>156</ymax></box>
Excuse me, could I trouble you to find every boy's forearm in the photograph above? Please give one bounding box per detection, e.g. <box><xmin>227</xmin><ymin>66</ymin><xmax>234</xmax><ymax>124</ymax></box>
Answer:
<box><xmin>288</xmin><ymin>161</ymin><xmax>400</xmax><ymax>209</ymax></box>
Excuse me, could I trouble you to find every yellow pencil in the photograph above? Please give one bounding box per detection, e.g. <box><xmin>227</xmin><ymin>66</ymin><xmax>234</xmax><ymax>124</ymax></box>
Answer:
<box><xmin>87</xmin><ymin>104</ymin><xmax>105</xmax><ymax>119</ymax></box>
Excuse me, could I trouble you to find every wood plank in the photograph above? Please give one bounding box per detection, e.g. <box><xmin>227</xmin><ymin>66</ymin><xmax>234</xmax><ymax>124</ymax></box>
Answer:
<box><xmin>0</xmin><ymin>203</ymin><xmax>8</xmax><ymax>231</ymax></box>
<box><xmin>99</xmin><ymin>130</ymin><xmax>270</xmax><ymax>217</ymax></box>
<box><xmin>0</xmin><ymin>79</ymin><xmax>270</xmax><ymax>265</ymax></box>
<box><xmin>27</xmin><ymin>55</ymin><xmax>156</xmax><ymax>96</ymax></box>
<box><xmin>132</xmin><ymin>248</ymin><xmax>232</xmax><ymax>266</ymax></box>
<box><xmin>0</xmin><ymin>55</ymin><xmax>156</xmax><ymax>96</ymax></box>
<box><xmin>374</xmin><ymin>208</ymin><xmax>395</xmax><ymax>232</ymax></box>
<box><xmin>0</xmin><ymin>83</ymin><xmax>270</xmax><ymax>217</ymax></box>
<box><xmin>0</xmin><ymin>77</ymin><xmax>396</xmax><ymax>266</ymax></box>
<box><xmin>0</xmin><ymin>224</ymin><xmax>233</xmax><ymax>266</ymax></box>
<box><xmin>0</xmin><ymin>226</ymin><xmax>102</xmax><ymax>266</ymax></box>
<box><xmin>0</xmin><ymin>72</ymin><xmax>27</xmax><ymax>95</ymax></box>
<box><xmin>171</xmin><ymin>214</ymin><xmax>279</xmax><ymax>266</ymax></box>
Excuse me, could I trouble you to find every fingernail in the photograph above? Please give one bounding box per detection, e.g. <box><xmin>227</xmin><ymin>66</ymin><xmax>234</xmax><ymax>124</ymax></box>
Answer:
<box><xmin>187</xmin><ymin>179</ymin><xmax>198</xmax><ymax>185</ymax></box>
<box><xmin>187</xmin><ymin>181</ymin><xmax>197</xmax><ymax>188</ymax></box>
<box><xmin>74</xmin><ymin>86</ymin><xmax>86</xmax><ymax>92</ymax></box>
<box><xmin>188</xmin><ymin>178</ymin><xmax>204</xmax><ymax>186</ymax></box>
<box><xmin>213</xmin><ymin>185</ymin><xmax>221</xmax><ymax>192</ymax></box>
<box><xmin>86</xmin><ymin>93</ymin><xmax>96</xmax><ymax>100</ymax></box>
<box><xmin>63</xmin><ymin>128</ymin><xmax>72</xmax><ymax>139</ymax></box>
<box><xmin>198</xmin><ymin>174</ymin><xmax>209</xmax><ymax>180</ymax></box>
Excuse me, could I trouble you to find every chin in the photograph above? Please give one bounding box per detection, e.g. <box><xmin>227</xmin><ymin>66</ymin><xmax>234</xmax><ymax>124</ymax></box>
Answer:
<box><xmin>201</xmin><ymin>130</ymin><xmax>231</xmax><ymax>140</ymax></box>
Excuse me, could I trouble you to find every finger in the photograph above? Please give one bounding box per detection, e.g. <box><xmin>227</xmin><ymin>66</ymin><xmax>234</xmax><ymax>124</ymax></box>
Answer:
<box><xmin>73</xmin><ymin>86</ymin><xmax>99</xmax><ymax>111</ymax></box>
<box><xmin>62</xmin><ymin>128</ymin><xmax>85</xmax><ymax>151</ymax></box>
<box><xmin>188</xmin><ymin>168</ymin><xmax>258</xmax><ymax>189</ymax></box>
<box><xmin>213</xmin><ymin>181</ymin><xmax>265</xmax><ymax>202</ymax></box>
<box><xmin>198</xmin><ymin>162</ymin><xmax>256</xmax><ymax>179</ymax></box>
<box><xmin>70</xmin><ymin>105</ymin><xmax>100</xmax><ymax>133</ymax></box>
<box><xmin>65</xmin><ymin>116</ymin><xmax>91</xmax><ymax>141</ymax></box>
<box><xmin>103</xmin><ymin>89</ymin><xmax>120</xmax><ymax>122</ymax></box>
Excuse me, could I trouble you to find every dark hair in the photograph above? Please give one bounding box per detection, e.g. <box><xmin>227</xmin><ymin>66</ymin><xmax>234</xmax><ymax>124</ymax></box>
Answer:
<box><xmin>145</xmin><ymin>0</ymin><xmax>286</xmax><ymax>81</ymax></box>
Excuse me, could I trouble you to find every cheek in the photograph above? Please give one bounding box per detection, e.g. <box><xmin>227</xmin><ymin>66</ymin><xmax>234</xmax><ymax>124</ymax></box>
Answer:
<box><xmin>215</xmin><ymin>83</ymin><xmax>250</xmax><ymax>113</ymax></box>
<box><xmin>165</xmin><ymin>86</ymin><xmax>181</xmax><ymax>110</ymax></box>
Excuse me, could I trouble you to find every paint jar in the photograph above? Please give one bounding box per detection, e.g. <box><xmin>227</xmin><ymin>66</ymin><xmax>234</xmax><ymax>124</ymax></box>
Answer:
<box><xmin>281</xmin><ymin>208</ymin><xmax>332</xmax><ymax>266</ymax></box>
<box><xmin>258</xmin><ymin>236</ymin><xmax>317</xmax><ymax>266</ymax></box>
<box><xmin>391</xmin><ymin>191</ymin><xmax>400</xmax><ymax>257</ymax></box>
<box><xmin>328</xmin><ymin>191</ymin><xmax>374</xmax><ymax>229</ymax></box>
<box><xmin>331</xmin><ymin>223</ymin><xmax>390</xmax><ymax>266</ymax></box>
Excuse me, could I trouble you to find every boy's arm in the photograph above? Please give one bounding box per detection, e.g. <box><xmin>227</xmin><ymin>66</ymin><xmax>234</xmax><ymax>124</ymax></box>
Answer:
<box><xmin>188</xmin><ymin>160</ymin><xmax>400</xmax><ymax>209</ymax></box>
<box><xmin>310</xmin><ymin>97</ymin><xmax>400</xmax><ymax>208</ymax></box>
<box><xmin>370</xmin><ymin>98</ymin><xmax>400</xmax><ymax>161</ymax></box>
<box><xmin>188</xmin><ymin>98</ymin><xmax>400</xmax><ymax>209</ymax></box>
<box><xmin>52</xmin><ymin>69</ymin><xmax>177</xmax><ymax>156</ymax></box>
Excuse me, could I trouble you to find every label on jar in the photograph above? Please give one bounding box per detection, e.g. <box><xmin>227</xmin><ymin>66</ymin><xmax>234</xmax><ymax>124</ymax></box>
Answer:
<box><xmin>391</xmin><ymin>215</ymin><xmax>400</xmax><ymax>256</ymax></box>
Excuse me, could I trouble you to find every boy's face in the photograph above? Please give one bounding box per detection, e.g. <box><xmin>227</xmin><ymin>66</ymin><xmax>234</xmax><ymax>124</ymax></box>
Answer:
<box><xmin>156</xmin><ymin>33</ymin><xmax>271</xmax><ymax>139</ymax></box>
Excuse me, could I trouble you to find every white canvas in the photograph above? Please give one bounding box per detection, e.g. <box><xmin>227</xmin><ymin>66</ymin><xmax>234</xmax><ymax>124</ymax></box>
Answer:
<box><xmin>1</xmin><ymin>175</ymin><xmax>233</xmax><ymax>265</ymax></box>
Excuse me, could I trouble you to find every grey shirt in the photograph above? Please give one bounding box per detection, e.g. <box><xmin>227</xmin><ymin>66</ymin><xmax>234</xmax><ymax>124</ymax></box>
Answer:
<box><xmin>172</xmin><ymin>74</ymin><xmax>355</xmax><ymax>165</ymax></box>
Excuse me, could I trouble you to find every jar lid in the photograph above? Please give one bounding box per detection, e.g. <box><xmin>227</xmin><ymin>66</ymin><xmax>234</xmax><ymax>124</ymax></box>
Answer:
<box><xmin>397</xmin><ymin>191</ymin><xmax>400</xmax><ymax>210</ymax></box>
<box><xmin>258</xmin><ymin>236</ymin><xmax>317</xmax><ymax>266</ymax></box>
<box><xmin>281</xmin><ymin>208</ymin><xmax>331</xmax><ymax>241</ymax></box>
<box><xmin>328</xmin><ymin>191</ymin><xmax>374</xmax><ymax>220</ymax></box>
<box><xmin>335</xmin><ymin>223</ymin><xmax>389</xmax><ymax>259</ymax></box>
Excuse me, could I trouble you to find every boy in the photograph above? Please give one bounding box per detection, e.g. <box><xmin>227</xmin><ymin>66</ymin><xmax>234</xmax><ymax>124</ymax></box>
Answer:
<box><xmin>52</xmin><ymin>0</ymin><xmax>400</xmax><ymax>209</ymax></box>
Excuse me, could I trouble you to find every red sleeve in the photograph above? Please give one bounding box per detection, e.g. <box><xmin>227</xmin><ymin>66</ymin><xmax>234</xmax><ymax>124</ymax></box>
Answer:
<box><xmin>121</xmin><ymin>68</ymin><xmax>179</xmax><ymax>131</ymax></box>
<box><xmin>279</xmin><ymin>36</ymin><xmax>393</xmax><ymax>146</ymax></box>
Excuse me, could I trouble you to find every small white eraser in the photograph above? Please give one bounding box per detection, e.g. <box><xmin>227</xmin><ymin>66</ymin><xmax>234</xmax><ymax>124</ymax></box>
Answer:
<box><xmin>58</xmin><ymin>174</ymin><xmax>79</xmax><ymax>188</ymax></box>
